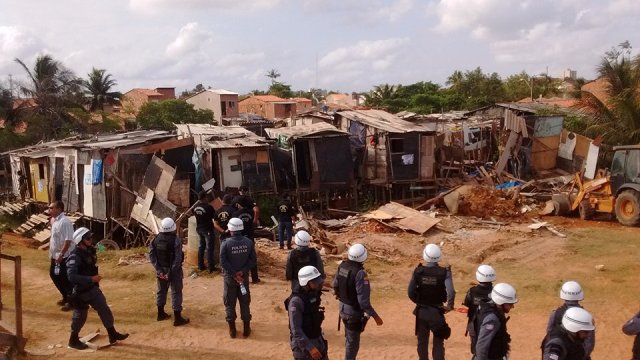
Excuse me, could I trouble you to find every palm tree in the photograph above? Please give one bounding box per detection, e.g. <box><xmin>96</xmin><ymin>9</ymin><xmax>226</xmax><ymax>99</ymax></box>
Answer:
<box><xmin>364</xmin><ymin>84</ymin><xmax>399</xmax><ymax>108</ymax></box>
<box><xmin>82</xmin><ymin>68</ymin><xmax>120</xmax><ymax>112</ymax></box>
<box><xmin>14</xmin><ymin>55</ymin><xmax>83</xmax><ymax>137</ymax></box>
<box><xmin>265</xmin><ymin>69</ymin><xmax>281</xmax><ymax>85</ymax></box>
<box><xmin>574</xmin><ymin>45</ymin><xmax>640</xmax><ymax>146</ymax></box>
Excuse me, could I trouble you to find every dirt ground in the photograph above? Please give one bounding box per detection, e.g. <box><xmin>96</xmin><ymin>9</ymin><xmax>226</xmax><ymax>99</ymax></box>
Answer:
<box><xmin>1</xmin><ymin>215</ymin><xmax>640</xmax><ymax>359</ymax></box>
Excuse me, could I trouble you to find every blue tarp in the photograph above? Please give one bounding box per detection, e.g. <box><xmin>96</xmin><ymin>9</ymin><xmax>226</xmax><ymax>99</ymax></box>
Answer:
<box><xmin>92</xmin><ymin>160</ymin><xmax>103</xmax><ymax>185</ymax></box>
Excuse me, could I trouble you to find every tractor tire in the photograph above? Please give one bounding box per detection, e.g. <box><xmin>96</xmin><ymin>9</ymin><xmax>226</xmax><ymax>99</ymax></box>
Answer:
<box><xmin>615</xmin><ymin>190</ymin><xmax>640</xmax><ymax>226</ymax></box>
<box><xmin>552</xmin><ymin>194</ymin><xmax>571</xmax><ymax>216</ymax></box>
<box><xmin>96</xmin><ymin>239</ymin><xmax>120</xmax><ymax>251</ymax></box>
<box><xmin>579</xmin><ymin>200</ymin><xmax>595</xmax><ymax>220</ymax></box>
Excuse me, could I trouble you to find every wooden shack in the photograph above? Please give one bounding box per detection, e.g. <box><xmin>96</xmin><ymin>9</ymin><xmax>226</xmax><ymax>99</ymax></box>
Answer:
<box><xmin>265</xmin><ymin>122</ymin><xmax>352</xmax><ymax>192</ymax></box>
<box><xmin>175</xmin><ymin>124</ymin><xmax>275</xmax><ymax>193</ymax></box>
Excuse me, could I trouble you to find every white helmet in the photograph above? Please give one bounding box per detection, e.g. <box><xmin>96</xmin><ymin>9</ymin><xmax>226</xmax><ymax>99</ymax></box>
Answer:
<box><xmin>294</xmin><ymin>230</ymin><xmax>312</xmax><ymax>247</ymax></box>
<box><xmin>423</xmin><ymin>244</ymin><xmax>441</xmax><ymax>263</ymax></box>
<box><xmin>73</xmin><ymin>227</ymin><xmax>91</xmax><ymax>245</ymax></box>
<box><xmin>160</xmin><ymin>218</ymin><xmax>176</xmax><ymax>233</ymax></box>
<box><xmin>490</xmin><ymin>283</ymin><xmax>518</xmax><ymax>305</ymax></box>
<box><xmin>560</xmin><ymin>281</ymin><xmax>584</xmax><ymax>301</ymax></box>
<box><xmin>348</xmin><ymin>243</ymin><xmax>368</xmax><ymax>262</ymax></box>
<box><xmin>298</xmin><ymin>265</ymin><xmax>322</xmax><ymax>286</ymax></box>
<box><xmin>476</xmin><ymin>265</ymin><xmax>496</xmax><ymax>283</ymax></box>
<box><xmin>562</xmin><ymin>307</ymin><xmax>595</xmax><ymax>333</ymax></box>
<box><xmin>227</xmin><ymin>218</ymin><xmax>244</xmax><ymax>232</ymax></box>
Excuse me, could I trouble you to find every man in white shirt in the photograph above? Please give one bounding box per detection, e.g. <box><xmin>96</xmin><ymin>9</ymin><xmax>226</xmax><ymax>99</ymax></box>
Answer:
<box><xmin>48</xmin><ymin>201</ymin><xmax>75</xmax><ymax>311</ymax></box>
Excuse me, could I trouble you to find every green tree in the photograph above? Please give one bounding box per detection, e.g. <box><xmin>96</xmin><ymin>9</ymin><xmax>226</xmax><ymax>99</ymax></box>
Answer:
<box><xmin>137</xmin><ymin>99</ymin><xmax>214</xmax><ymax>130</ymax></box>
<box><xmin>574</xmin><ymin>42</ymin><xmax>640</xmax><ymax>145</ymax></box>
<box><xmin>82</xmin><ymin>68</ymin><xmax>120</xmax><ymax>112</ymax></box>
<box><xmin>364</xmin><ymin>84</ymin><xmax>399</xmax><ymax>108</ymax></box>
<box><xmin>268</xmin><ymin>82</ymin><xmax>293</xmax><ymax>98</ymax></box>
<box><xmin>14</xmin><ymin>55</ymin><xmax>84</xmax><ymax>138</ymax></box>
<box><xmin>265</xmin><ymin>69</ymin><xmax>281</xmax><ymax>85</ymax></box>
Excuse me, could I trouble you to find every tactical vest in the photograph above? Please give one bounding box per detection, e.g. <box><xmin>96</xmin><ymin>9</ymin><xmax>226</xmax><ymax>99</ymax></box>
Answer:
<box><xmin>413</xmin><ymin>264</ymin><xmax>447</xmax><ymax>306</ymax></box>
<box><xmin>290</xmin><ymin>248</ymin><xmax>319</xmax><ymax>280</ymax></box>
<box><xmin>154</xmin><ymin>233</ymin><xmax>176</xmax><ymax>269</ymax></box>
<box><xmin>633</xmin><ymin>334</ymin><xmax>640</xmax><ymax>360</ymax></box>
<box><xmin>335</xmin><ymin>260</ymin><xmax>362</xmax><ymax>310</ymax></box>
<box><xmin>285</xmin><ymin>291</ymin><xmax>325</xmax><ymax>339</ymax></box>
<box><xmin>475</xmin><ymin>302</ymin><xmax>510</xmax><ymax>358</ymax></box>
<box><xmin>465</xmin><ymin>284</ymin><xmax>492</xmax><ymax>320</ymax></box>
<box><xmin>551</xmin><ymin>303</ymin><xmax>582</xmax><ymax>331</ymax></box>
<box><xmin>74</xmin><ymin>246</ymin><xmax>99</xmax><ymax>292</ymax></box>
<box><xmin>541</xmin><ymin>327</ymin><xmax>585</xmax><ymax>360</ymax></box>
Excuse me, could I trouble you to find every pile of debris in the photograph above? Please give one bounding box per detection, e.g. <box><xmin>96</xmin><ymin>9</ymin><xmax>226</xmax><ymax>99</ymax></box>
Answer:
<box><xmin>457</xmin><ymin>186</ymin><xmax>521</xmax><ymax>218</ymax></box>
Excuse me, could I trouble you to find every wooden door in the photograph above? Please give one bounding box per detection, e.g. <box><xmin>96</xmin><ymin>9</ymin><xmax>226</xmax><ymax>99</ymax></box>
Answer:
<box><xmin>420</xmin><ymin>135</ymin><xmax>435</xmax><ymax>179</ymax></box>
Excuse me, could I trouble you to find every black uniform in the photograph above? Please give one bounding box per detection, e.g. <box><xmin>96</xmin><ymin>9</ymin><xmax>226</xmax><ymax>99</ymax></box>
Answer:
<box><xmin>463</xmin><ymin>283</ymin><xmax>493</xmax><ymax>353</ymax></box>
<box><xmin>623</xmin><ymin>312</ymin><xmax>640</xmax><ymax>360</ymax></box>
<box><xmin>277</xmin><ymin>198</ymin><xmax>296</xmax><ymax>249</ymax></box>
<box><xmin>542</xmin><ymin>327</ymin><xmax>586</xmax><ymax>360</ymax></box>
<box><xmin>474</xmin><ymin>300</ymin><xmax>511</xmax><ymax>360</ymax></box>
<box><xmin>286</xmin><ymin>288</ymin><xmax>328</xmax><ymax>359</ymax></box>
<box><xmin>193</xmin><ymin>200</ymin><xmax>215</xmax><ymax>271</ymax></box>
<box><xmin>149</xmin><ymin>232</ymin><xmax>184</xmax><ymax>312</ymax></box>
<box><xmin>408</xmin><ymin>264</ymin><xmax>454</xmax><ymax>360</ymax></box>
<box><xmin>285</xmin><ymin>247</ymin><xmax>325</xmax><ymax>291</ymax></box>
<box><xmin>215</xmin><ymin>204</ymin><xmax>235</xmax><ymax>240</ymax></box>
<box><xmin>233</xmin><ymin>207</ymin><xmax>258</xmax><ymax>282</ymax></box>
<box><xmin>66</xmin><ymin>245</ymin><xmax>115</xmax><ymax>335</ymax></box>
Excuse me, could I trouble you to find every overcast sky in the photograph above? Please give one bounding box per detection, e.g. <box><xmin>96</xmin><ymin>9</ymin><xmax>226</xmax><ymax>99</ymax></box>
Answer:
<box><xmin>0</xmin><ymin>0</ymin><xmax>638</xmax><ymax>95</ymax></box>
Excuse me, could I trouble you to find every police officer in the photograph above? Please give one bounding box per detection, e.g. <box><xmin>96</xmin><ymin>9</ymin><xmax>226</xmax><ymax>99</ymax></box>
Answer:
<box><xmin>332</xmin><ymin>243</ymin><xmax>383</xmax><ymax>360</ymax></box>
<box><xmin>220</xmin><ymin>218</ymin><xmax>257</xmax><ymax>338</ymax></box>
<box><xmin>542</xmin><ymin>307</ymin><xmax>595</xmax><ymax>360</ymax></box>
<box><xmin>408</xmin><ymin>244</ymin><xmax>455</xmax><ymax>360</ymax></box>
<box><xmin>234</xmin><ymin>185</ymin><xmax>260</xmax><ymax>226</ymax></box>
<box><xmin>277</xmin><ymin>193</ymin><xmax>297</xmax><ymax>250</ymax></box>
<box><xmin>233</xmin><ymin>198</ymin><xmax>260</xmax><ymax>283</ymax></box>
<box><xmin>193</xmin><ymin>191</ymin><xmax>216</xmax><ymax>272</ymax></box>
<box><xmin>622</xmin><ymin>308</ymin><xmax>640</xmax><ymax>359</ymax></box>
<box><xmin>475</xmin><ymin>282</ymin><xmax>518</xmax><ymax>360</ymax></box>
<box><xmin>544</xmin><ymin>281</ymin><xmax>595</xmax><ymax>359</ymax></box>
<box><xmin>286</xmin><ymin>230</ymin><xmax>325</xmax><ymax>292</ymax></box>
<box><xmin>463</xmin><ymin>264</ymin><xmax>496</xmax><ymax>356</ymax></box>
<box><xmin>66</xmin><ymin>227</ymin><xmax>128</xmax><ymax>350</ymax></box>
<box><xmin>149</xmin><ymin>217</ymin><xmax>190</xmax><ymax>326</ymax></box>
<box><xmin>287</xmin><ymin>266</ymin><xmax>328</xmax><ymax>360</ymax></box>
<box><xmin>214</xmin><ymin>194</ymin><xmax>235</xmax><ymax>241</ymax></box>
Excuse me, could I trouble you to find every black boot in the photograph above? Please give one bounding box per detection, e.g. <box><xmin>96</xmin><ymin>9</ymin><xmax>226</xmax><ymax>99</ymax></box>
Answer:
<box><xmin>173</xmin><ymin>311</ymin><xmax>190</xmax><ymax>326</ymax></box>
<box><xmin>157</xmin><ymin>306</ymin><xmax>171</xmax><ymax>321</ymax></box>
<box><xmin>68</xmin><ymin>332</ymin><xmax>88</xmax><ymax>350</ymax></box>
<box><xmin>228</xmin><ymin>321</ymin><xmax>237</xmax><ymax>338</ymax></box>
<box><xmin>242</xmin><ymin>321</ymin><xmax>251</xmax><ymax>338</ymax></box>
<box><xmin>107</xmin><ymin>327</ymin><xmax>129</xmax><ymax>344</ymax></box>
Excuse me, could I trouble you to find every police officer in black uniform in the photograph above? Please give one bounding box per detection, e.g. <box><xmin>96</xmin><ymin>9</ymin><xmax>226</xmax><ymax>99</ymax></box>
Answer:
<box><xmin>214</xmin><ymin>194</ymin><xmax>235</xmax><ymax>242</ymax></box>
<box><xmin>408</xmin><ymin>244</ymin><xmax>455</xmax><ymax>360</ymax></box>
<box><xmin>277</xmin><ymin>192</ymin><xmax>297</xmax><ymax>249</ymax></box>
<box><xmin>149</xmin><ymin>217</ymin><xmax>190</xmax><ymax>326</ymax></box>
<box><xmin>542</xmin><ymin>307</ymin><xmax>595</xmax><ymax>360</ymax></box>
<box><xmin>193</xmin><ymin>191</ymin><xmax>216</xmax><ymax>272</ymax></box>
<box><xmin>66</xmin><ymin>227</ymin><xmax>128</xmax><ymax>350</ymax></box>
<box><xmin>287</xmin><ymin>265</ymin><xmax>328</xmax><ymax>360</ymax></box>
<box><xmin>286</xmin><ymin>230</ymin><xmax>325</xmax><ymax>292</ymax></box>
<box><xmin>233</xmin><ymin>197</ymin><xmax>260</xmax><ymax>283</ymax></box>
<box><xmin>475</xmin><ymin>282</ymin><xmax>518</xmax><ymax>360</ymax></box>
<box><xmin>623</xmin><ymin>308</ymin><xmax>640</xmax><ymax>359</ymax></box>
<box><xmin>463</xmin><ymin>264</ymin><xmax>496</xmax><ymax>356</ymax></box>
<box><xmin>332</xmin><ymin>243</ymin><xmax>383</xmax><ymax>360</ymax></box>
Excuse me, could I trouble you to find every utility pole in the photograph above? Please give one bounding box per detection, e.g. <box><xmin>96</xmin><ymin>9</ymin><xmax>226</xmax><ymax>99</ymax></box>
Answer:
<box><xmin>8</xmin><ymin>74</ymin><xmax>13</xmax><ymax>97</ymax></box>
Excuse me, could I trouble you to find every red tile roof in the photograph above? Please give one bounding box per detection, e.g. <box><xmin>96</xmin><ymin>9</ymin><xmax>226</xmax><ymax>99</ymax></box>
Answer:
<box><xmin>251</xmin><ymin>95</ymin><xmax>287</xmax><ymax>102</ymax></box>
<box><xmin>126</xmin><ymin>88</ymin><xmax>164</xmax><ymax>97</ymax></box>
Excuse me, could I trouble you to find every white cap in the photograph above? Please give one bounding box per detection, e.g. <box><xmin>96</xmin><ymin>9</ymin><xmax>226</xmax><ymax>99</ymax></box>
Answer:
<box><xmin>298</xmin><ymin>265</ymin><xmax>322</xmax><ymax>286</ymax></box>
<box><xmin>348</xmin><ymin>243</ymin><xmax>368</xmax><ymax>262</ymax></box>
<box><xmin>294</xmin><ymin>230</ymin><xmax>312</xmax><ymax>247</ymax></box>
<box><xmin>160</xmin><ymin>218</ymin><xmax>176</xmax><ymax>233</ymax></box>
<box><xmin>227</xmin><ymin>218</ymin><xmax>244</xmax><ymax>232</ymax></box>
<box><xmin>423</xmin><ymin>244</ymin><xmax>441</xmax><ymax>263</ymax></box>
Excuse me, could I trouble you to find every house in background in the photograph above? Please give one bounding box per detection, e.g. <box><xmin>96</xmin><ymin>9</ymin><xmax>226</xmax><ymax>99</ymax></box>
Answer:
<box><xmin>185</xmin><ymin>89</ymin><xmax>239</xmax><ymax>125</ymax></box>
<box><xmin>293</xmin><ymin>97</ymin><xmax>313</xmax><ymax>113</ymax></box>
<box><xmin>325</xmin><ymin>93</ymin><xmax>363</xmax><ymax>108</ymax></box>
<box><xmin>122</xmin><ymin>87</ymin><xmax>176</xmax><ymax>114</ymax></box>
<box><xmin>239</xmin><ymin>95</ymin><xmax>296</xmax><ymax>120</ymax></box>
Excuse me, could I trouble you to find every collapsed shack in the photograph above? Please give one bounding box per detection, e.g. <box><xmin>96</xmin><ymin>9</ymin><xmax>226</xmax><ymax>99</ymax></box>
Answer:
<box><xmin>3</xmin><ymin>131</ymin><xmax>196</xmax><ymax>248</ymax></box>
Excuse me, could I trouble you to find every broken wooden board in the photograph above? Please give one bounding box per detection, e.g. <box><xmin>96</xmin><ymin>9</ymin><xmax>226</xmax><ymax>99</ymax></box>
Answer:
<box><xmin>364</xmin><ymin>202</ymin><xmax>440</xmax><ymax>235</ymax></box>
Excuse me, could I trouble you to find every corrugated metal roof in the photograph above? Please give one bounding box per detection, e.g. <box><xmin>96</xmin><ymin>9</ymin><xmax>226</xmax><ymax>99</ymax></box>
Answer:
<box><xmin>175</xmin><ymin>124</ymin><xmax>269</xmax><ymax>149</ymax></box>
<box><xmin>264</xmin><ymin>122</ymin><xmax>348</xmax><ymax>139</ymax></box>
<box><xmin>337</xmin><ymin>110</ymin><xmax>436</xmax><ymax>133</ymax></box>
